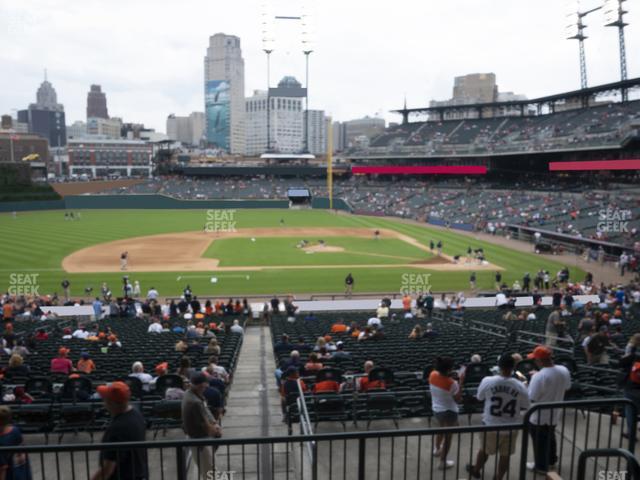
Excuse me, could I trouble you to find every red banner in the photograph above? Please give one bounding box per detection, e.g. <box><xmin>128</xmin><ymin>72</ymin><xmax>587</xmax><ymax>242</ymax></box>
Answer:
<box><xmin>351</xmin><ymin>165</ymin><xmax>487</xmax><ymax>175</ymax></box>
<box><xmin>549</xmin><ymin>160</ymin><xmax>640</xmax><ymax>171</ymax></box>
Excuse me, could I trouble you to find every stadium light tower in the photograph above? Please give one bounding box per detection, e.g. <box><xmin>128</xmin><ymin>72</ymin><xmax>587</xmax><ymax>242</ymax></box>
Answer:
<box><xmin>301</xmin><ymin>5</ymin><xmax>314</xmax><ymax>154</ymax></box>
<box><xmin>262</xmin><ymin>5</ymin><xmax>275</xmax><ymax>152</ymax></box>
<box><xmin>603</xmin><ymin>0</ymin><xmax>629</xmax><ymax>89</ymax></box>
<box><xmin>566</xmin><ymin>1</ymin><xmax>602</xmax><ymax>89</ymax></box>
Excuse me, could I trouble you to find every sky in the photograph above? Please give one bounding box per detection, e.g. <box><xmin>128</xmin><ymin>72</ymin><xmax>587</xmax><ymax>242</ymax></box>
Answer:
<box><xmin>1</xmin><ymin>0</ymin><xmax>639</xmax><ymax>132</ymax></box>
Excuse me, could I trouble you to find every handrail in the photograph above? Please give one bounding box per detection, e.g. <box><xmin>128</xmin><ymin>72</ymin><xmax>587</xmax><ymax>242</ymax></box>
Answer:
<box><xmin>519</xmin><ymin>398</ymin><xmax>637</xmax><ymax>479</ymax></box>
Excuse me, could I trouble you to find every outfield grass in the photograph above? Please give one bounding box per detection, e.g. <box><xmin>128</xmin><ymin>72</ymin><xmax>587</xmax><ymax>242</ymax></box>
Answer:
<box><xmin>0</xmin><ymin>209</ymin><xmax>584</xmax><ymax>296</ymax></box>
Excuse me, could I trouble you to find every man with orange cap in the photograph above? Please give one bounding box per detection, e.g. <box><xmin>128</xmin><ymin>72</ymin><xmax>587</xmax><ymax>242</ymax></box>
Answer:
<box><xmin>91</xmin><ymin>381</ymin><xmax>147</xmax><ymax>480</ymax></box>
<box><xmin>51</xmin><ymin>347</ymin><xmax>73</xmax><ymax>375</ymax></box>
<box><xmin>525</xmin><ymin>345</ymin><xmax>571</xmax><ymax>474</ymax></box>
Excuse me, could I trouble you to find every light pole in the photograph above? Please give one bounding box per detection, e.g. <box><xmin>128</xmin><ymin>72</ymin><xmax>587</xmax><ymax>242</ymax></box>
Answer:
<box><xmin>303</xmin><ymin>49</ymin><xmax>312</xmax><ymax>154</ymax></box>
<box><xmin>604</xmin><ymin>0</ymin><xmax>630</xmax><ymax>99</ymax></box>
<box><xmin>566</xmin><ymin>3</ymin><xmax>602</xmax><ymax>89</ymax></box>
<box><xmin>264</xmin><ymin>48</ymin><xmax>273</xmax><ymax>152</ymax></box>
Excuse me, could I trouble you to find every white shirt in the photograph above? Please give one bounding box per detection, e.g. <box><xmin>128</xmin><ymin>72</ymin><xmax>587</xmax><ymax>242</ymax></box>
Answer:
<box><xmin>72</xmin><ymin>329</ymin><xmax>89</xmax><ymax>339</ymax></box>
<box><xmin>495</xmin><ymin>293</ymin><xmax>507</xmax><ymax>306</ymax></box>
<box><xmin>230</xmin><ymin>324</ymin><xmax>244</xmax><ymax>334</ymax></box>
<box><xmin>376</xmin><ymin>306</ymin><xmax>389</xmax><ymax>318</ymax></box>
<box><xmin>130</xmin><ymin>372</ymin><xmax>153</xmax><ymax>391</ymax></box>
<box><xmin>528</xmin><ymin>365</ymin><xmax>571</xmax><ymax>425</ymax></box>
<box><xmin>147</xmin><ymin>323</ymin><xmax>163</xmax><ymax>333</ymax></box>
<box><xmin>429</xmin><ymin>372</ymin><xmax>459</xmax><ymax>413</ymax></box>
<box><xmin>477</xmin><ymin>375</ymin><xmax>530</xmax><ymax>425</ymax></box>
<box><xmin>147</xmin><ymin>289</ymin><xmax>159</xmax><ymax>300</ymax></box>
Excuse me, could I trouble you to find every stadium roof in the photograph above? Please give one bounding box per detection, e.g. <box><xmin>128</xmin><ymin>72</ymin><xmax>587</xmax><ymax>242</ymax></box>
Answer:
<box><xmin>393</xmin><ymin>77</ymin><xmax>640</xmax><ymax>122</ymax></box>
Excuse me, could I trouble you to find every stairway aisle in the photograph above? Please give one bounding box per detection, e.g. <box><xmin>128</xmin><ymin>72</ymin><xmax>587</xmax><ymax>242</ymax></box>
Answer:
<box><xmin>216</xmin><ymin>325</ymin><xmax>291</xmax><ymax>479</ymax></box>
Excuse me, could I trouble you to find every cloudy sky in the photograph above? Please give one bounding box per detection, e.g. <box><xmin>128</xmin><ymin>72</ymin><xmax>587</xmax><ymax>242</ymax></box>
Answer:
<box><xmin>1</xmin><ymin>0</ymin><xmax>638</xmax><ymax>132</ymax></box>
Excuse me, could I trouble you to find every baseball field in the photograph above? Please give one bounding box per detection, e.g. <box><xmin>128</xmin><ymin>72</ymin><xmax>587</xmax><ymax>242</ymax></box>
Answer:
<box><xmin>0</xmin><ymin>209</ymin><xmax>584</xmax><ymax>297</ymax></box>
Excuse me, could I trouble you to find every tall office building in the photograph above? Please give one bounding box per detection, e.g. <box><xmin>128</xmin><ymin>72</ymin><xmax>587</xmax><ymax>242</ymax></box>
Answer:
<box><xmin>17</xmin><ymin>76</ymin><xmax>66</xmax><ymax>147</ymax></box>
<box><xmin>306</xmin><ymin>110</ymin><xmax>327</xmax><ymax>155</ymax></box>
<box><xmin>343</xmin><ymin>116</ymin><xmax>385</xmax><ymax>147</ymax></box>
<box><xmin>167</xmin><ymin>112</ymin><xmax>205</xmax><ymax>146</ymax></box>
<box><xmin>86</xmin><ymin>85</ymin><xmax>109</xmax><ymax>119</ymax></box>
<box><xmin>245</xmin><ymin>77</ymin><xmax>307</xmax><ymax>156</ymax></box>
<box><xmin>429</xmin><ymin>73</ymin><xmax>527</xmax><ymax>119</ymax></box>
<box><xmin>204</xmin><ymin>33</ymin><xmax>245</xmax><ymax>154</ymax></box>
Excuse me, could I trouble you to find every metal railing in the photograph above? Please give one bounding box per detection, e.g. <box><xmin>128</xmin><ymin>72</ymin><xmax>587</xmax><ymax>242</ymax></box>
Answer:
<box><xmin>3</xmin><ymin>399</ymin><xmax>636</xmax><ymax>480</ymax></box>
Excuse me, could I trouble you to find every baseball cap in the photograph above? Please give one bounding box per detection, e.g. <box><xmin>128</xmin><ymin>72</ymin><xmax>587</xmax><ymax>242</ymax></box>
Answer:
<box><xmin>527</xmin><ymin>345</ymin><xmax>552</xmax><ymax>360</ymax></box>
<box><xmin>190</xmin><ymin>372</ymin><xmax>208</xmax><ymax>385</ymax></box>
<box><xmin>81</xmin><ymin>351</ymin><xmax>90</xmax><ymax>359</ymax></box>
<box><xmin>58</xmin><ymin>347</ymin><xmax>70</xmax><ymax>356</ymax></box>
<box><xmin>155</xmin><ymin>362</ymin><xmax>168</xmax><ymax>374</ymax></box>
<box><xmin>97</xmin><ymin>381</ymin><xmax>131</xmax><ymax>403</ymax></box>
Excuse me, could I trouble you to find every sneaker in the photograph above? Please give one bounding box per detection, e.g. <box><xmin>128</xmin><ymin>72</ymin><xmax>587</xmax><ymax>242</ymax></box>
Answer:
<box><xmin>465</xmin><ymin>464</ymin><xmax>480</xmax><ymax>479</ymax></box>
<box><xmin>526</xmin><ymin>462</ymin><xmax>547</xmax><ymax>475</ymax></box>
<box><xmin>439</xmin><ymin>460</ymin><xmax>454</xmax><ymax>470</ymax></box>
<box><xmin>432</xmin><ymin>446</ymin><xmax>441</xmax><ymax>456</ymax></box>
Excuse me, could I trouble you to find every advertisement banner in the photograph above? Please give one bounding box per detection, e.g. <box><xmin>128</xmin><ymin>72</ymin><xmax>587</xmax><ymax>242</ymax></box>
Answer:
<box><xmin>205</xmin><ymin>80</ymin><xmax>230</xmax><ymax>150</ymax></box>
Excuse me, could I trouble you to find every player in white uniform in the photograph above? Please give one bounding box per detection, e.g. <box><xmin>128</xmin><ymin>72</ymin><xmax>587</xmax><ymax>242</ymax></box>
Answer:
<box><xmin>467</xmin><ymin>353</ymin><xmax>530</xmax><ymax>480</ymax></box>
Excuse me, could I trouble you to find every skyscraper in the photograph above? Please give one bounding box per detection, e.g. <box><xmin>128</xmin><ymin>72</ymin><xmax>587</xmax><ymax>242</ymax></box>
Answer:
<box><xmin>204</xmin><ymin>33</ymin><xmax>245</xmax><ymax>154</ymax></box>
<box><xmin>245</xmin><ymin>77</ymin><xmax>307</xmax><ymax>156</ymax></box>
<box><xmin>86</xmin><ymin>84</ymin><xmax>109</xmax><ymax>119</ymax></box>
<box><xmin>18</xmin><ymin>75</ymin><xmax>66</xmax><ymax>147</ymax></box>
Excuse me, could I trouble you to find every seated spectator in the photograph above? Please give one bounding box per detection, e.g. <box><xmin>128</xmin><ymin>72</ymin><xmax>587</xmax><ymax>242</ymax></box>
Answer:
<box><xmin>107</xmin><ymin>334</ymin><xmax>122</xmax><ymax>349</ymax></box>
<box><xmin>279</xmin><ymin>367</ymin><xmax>307</xmax><ymax>414</ymax></box>
<box><xmin>61</xmin><ymin>328</ymin><xmax>72</xmax><ymax>340</ymax></box>
<box><xmin>129</xmin><ymin>362</ymin><xmax>153</xmax><ymax>391</ymax></box>
<box><xmin>175</xmin><ymin>340</ymin><xmax>188</xmax><ymax>353</ymax></box>
<box><xmin>368</xmin><ymin>316</ymin><xmax>382</xmax><ymax>328</ymax></box>
<box><xmin>11</xmin><ymin>341</ymin><xmax>29</xmax><ymax>358</ymax></box>
<box><xmin>422</xmin><ymin>323</ymin><xmax>438</xmax><ymax>338</ymax></box>
<box><xmin>147</xmin><ymin>318</ymin><xmax>163</xmax><ymax>334</ymax></box>
<box><xmin>409</xmin><ymin>325</ymin><xmax>423</xmax><ymax>340</ymax></box>
<box><xmin>5</xmin><ymin>354</ymin><xmax>29</xmax><ymax>378</ymax></box>
<box><xmin>330</xmin><ymin>319</ymin><xmax>348</xmax><ymax>334</ymax></box>
<box><xmin>186</xmin><ymin>340</ymin><xmax>203</xmax><ymax>354</ymax></box>
<box><xmin>205</xmin><ymin>356</ymin><xmax>229</xmax><ymax>383</ymax></box>
<box><xmin>294</xmin><ymin>336</ymin><xmax>312</xmax><ymax>352</ymax></box>
<box><xmin>348</xmin><ymin>322</ymin><xmax>361</xmax><ymax>338</ymax></box>
<box><xmin>151</xmin><ymin>362</ymin><xmax>168</xmax><ymax>387</ymax></box>
<box><xmin>312</xmin><ymin>375</ymin><xmax>341</xmax><ymax>394</ymax></box>
<box><xmin>304</xmin><ymin>353</ymin><xmax>324</xmax><ymax>374</ymax></box>
<box><xmin>76</xmin><ymin>352</ymin><xmax>96</xmax><ymax>374</ymax></box>
<box><xmin>35</xmin><ymin>329</ymin><xmax>49</xmax><ymax>341</ymax></box>
<box><xmin>230</xmin><ymin>319</ymin><xmax>244</xmax><ymax>334</ymax></box>
<box><xmin>358</xmin><ymin>361</ymin><xmax>386</xmax><ymax>392</ymax></box>
<box><xmin>376</xmin><ymin>303</ymin><xmax>389</xmax><ymax>319</ymax></box>
<box><xmin>72</xmin><ymin>325</ymin><xmax>90</xmax><ymax>340</ymax></box>
<box><xmin>358</xmin><ymin>326</ymin><xmax>375</xmax><ymax>342</ymax></box>
<box><xmin>177</xmin><ymin>357</ymin><xmax>195</xmax><ymax>380</ymax></box>
<box><xmin>51</xmin><ymin>347</ymin><xmax>73</xmax><ymax>375</ymax></box>
<box><xmin>205</xmin><ymin>338</ymin><xmax>221</xmax><ymax>356</ymax></box>
<box><xmin>331</xmin><ymin>342</ymin><xmax>351</xmax><ymax>360</ymax></box>
<box><xmin>274</xmin><ymin>334</ymin><xmax>293</xmax><ymax>354</ymax></box>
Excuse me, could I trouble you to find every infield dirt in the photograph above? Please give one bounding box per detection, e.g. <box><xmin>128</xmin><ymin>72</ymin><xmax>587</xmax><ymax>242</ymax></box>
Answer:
<box><xmin>62</xmin><ymin>227</ymin><xmax>502</xmax><ymax>273</ymax></box>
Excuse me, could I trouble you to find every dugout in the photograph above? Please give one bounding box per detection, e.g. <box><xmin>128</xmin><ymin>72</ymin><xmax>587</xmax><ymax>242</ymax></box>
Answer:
<box><xmin>287</xmin><ymin>187</ymin><xmax>312</xmax><ymax>209</ymax></box>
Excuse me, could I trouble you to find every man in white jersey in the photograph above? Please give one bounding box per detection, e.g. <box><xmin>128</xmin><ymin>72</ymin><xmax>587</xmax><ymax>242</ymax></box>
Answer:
<box><xmin>466</xmin><ymin>353</ymin><xmax>529</xmax><ymax>480</ymax></box>
<box><xmin>526</xmin><ymin>345</ymin><xmax>571</xmax><ymax>474</ymax></box>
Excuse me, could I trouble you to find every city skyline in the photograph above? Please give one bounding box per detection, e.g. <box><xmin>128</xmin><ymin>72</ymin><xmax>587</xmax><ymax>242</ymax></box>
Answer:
<box><xmin>1</xmin><ymin>0</ymin><xmax>639</xmax><ymax>133</ymax></box>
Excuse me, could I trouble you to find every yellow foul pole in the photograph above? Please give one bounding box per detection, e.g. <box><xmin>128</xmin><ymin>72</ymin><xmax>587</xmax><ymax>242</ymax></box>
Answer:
<box><xmin>327</xmin><ymin>117</ymin><xmax>333</xmax><ymax>210</ymax></box>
